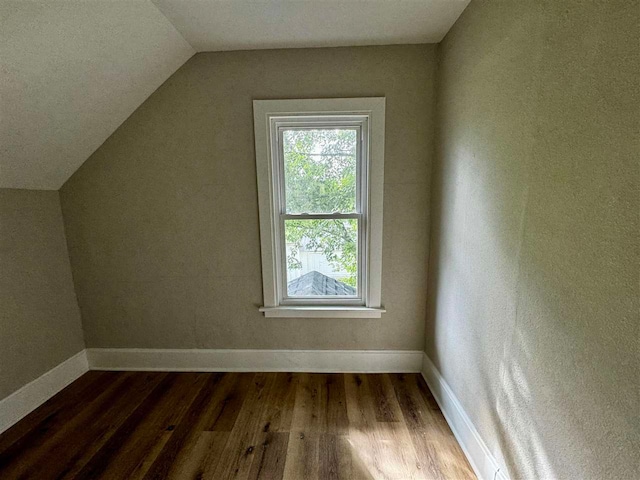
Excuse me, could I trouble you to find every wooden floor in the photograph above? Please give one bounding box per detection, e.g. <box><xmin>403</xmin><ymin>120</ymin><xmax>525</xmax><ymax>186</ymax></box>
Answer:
<box><xmin>0</xmin><ymin>372</ymin><xmax>475</xmax><ymax>479</ymax></box>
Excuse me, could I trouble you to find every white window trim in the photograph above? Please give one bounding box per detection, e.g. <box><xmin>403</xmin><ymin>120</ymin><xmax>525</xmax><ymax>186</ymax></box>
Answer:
<box><xmin>253</xmin><ymin>98</ymin><xmax>386</xmax><ymax>319</ymax></box>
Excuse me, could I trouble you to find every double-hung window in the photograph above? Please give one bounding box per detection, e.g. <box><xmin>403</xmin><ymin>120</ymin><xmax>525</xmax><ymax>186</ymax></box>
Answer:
<box><xmin>253</xmin><ymin>98</ymin><xmax>385</xmax><ymax>318</ymax></box>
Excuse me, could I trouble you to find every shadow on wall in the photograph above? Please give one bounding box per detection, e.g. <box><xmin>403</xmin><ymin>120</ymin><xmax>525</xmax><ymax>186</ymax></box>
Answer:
<box><xmin>424</xmin><ymin>1</ymin><xmax>639</xmax><ymax>478</ymax></box>
<box><xmin>423</xmin><ymin>138</ymin><xmax>599</xmax><ymax>480</ymax></box>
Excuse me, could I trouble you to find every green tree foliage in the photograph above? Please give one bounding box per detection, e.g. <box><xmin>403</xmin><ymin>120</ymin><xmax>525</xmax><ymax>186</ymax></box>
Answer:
<box><xmin>283</xmin><ymin>129</ymin><xmax>358</xmax><ymax>286</ymax></box>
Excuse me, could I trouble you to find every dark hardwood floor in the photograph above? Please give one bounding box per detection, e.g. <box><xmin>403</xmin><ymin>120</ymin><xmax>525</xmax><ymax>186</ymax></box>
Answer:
<box><xmin>0</xmin><ymin>372</ymin><xmax>475</xmax><ymax>479</ymax></box>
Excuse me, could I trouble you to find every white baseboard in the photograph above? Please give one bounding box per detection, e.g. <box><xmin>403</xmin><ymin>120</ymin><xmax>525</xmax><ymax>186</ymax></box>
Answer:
<box><xmin>87</xmin><ymin>348</ymin><xmax>424</xmax><ymax>373</ymax></box>
<box><xmin>421</xmin><ymin>353</ymin><xmax>508</xmax><ymax>480</ymax></box>
<box><xmin>0</xmin><ymin>349</ymin><xmax>89</xmax><ymax>435</ymax></box>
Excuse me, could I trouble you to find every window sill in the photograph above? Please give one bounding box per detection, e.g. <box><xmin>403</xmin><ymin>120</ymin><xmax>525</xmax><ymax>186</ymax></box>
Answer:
<box><xmin>259</xmin><ymin>306</ymin><xmax>386</xmax><ymax>318</ymax></box>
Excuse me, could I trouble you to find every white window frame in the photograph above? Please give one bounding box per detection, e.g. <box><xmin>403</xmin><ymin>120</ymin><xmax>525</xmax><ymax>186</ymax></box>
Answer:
<box><xmin>253</xmin><ymin>98</ymin><xmax>386</xmax><ymax>318</ymax></box>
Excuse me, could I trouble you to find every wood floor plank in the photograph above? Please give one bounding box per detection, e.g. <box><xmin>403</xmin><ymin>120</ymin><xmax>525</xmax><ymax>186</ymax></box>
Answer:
<box><xmin>74</xmin><ymin>372</ymin><xmax>210</xmax><ymax>480</ymax></box>
<box><xmin>291</xmin><ymin>373</ymin><xmax>325</xmax><ymax>433</ymax></box>
<box><xmin>142</xmin><ymin>372</ymin><xmax>228</xmax><ymax>480</ymax></box>
<box><xmin>247</xmin><ymin>431</ymin><xmax>289</xmax><ymax>480</ymax></box>
<box><xmin>0</xmin><ymin>371</ymin><xmax>118</xmax><ymax>464</ymax></box>
<box><xmin>145</xmin><ymin>372</ymin><xmax>257</xmax><ymax>479</ymax></box>
<box><xmin>257</xmin><ymin>372</ymin><xmax>298</xmax><ymax>433</ymax></box>
<box><xmin>128</xmin><ymin>431</ymin><xmax>173</xmax><ymax>480</ymax></box>
<box><xmin>319</xmin><ymin>434</ymin><xmax>356</xmax><ymax>480</ymax></box>
<box><xmin>389</xmin><ymin>373</ymin><xmax>447</xmax><ymax>480</ymax></box>
<box><xmin>0</xmin><ymin>371</ymin><xmax>143</xmax><ymax>478</ymax></box>
<box><xmin>390</xmin><ymin>373</ymin><xmax>475</xmax><ymax>480</ymax></box>
<box><xmin>168</xmin><ymin>431</ymin><xmax>230</xmax><ymax>480</ymax></box>
<box><xmin>367</xmin><ymin>374</ymin><xmax>402</xmax><ymax>423</ymax></box>
<box><xmin>343</xmin><ymin>435</ymin><xmax>378</xmax><ymax>480</ymax></box>
<box><xmin>0</xmin><ymin>371</ymin><xmax>475</xmax><ymax>480</ymax></box>
<box><xmin>204</xmin><ymin>373</ymin><xmax>256</xmax><ymax>432</ymax></box>
<box><xmin>344</xmin><ymin>373</ymin><xmax>425</xmax><ymax>480</ymax></box>
<box><xmin>0</xmin><ymin>371</ymin><xmax>109</xmax><ymax>456</ymax></box>
<box><xmin>282</xmin><ymin>431</ymin><xmax>320</xmax><ymax>480</ymax></box>
<box><xmin>158</xmin><ymin>373</ymin><xmax>256</xmax><ymax>479</ymax></box>
<box><xmin>158</xmin><ymin>373</ymin><xmax>255</xmax><ymax>479</ymax></box>
<box><xmin>212</xmin><ymin>373</ymin><xmax>277</xmax><ymax>479</ymax></box>
<box><xmin>32</xmin><ymin>372</ymin><xmax>167</xmax><ymax>480</ymax></box>
<box><xmin>291</xmin><ymin>373</ymin><xmax>349</xmax><ymax>435</ymax></box>
<box><xmin>283</xmin><ymin>432</ymin><xmax>372</xmax><ymax>480</ymax></box>
<box><xmin>325</xmin><ymin>374</ymin><xmax>350</xmax><ymax>435</ymax></box>
<box><xmin>415</xmin><ymin>374</ymin><xmax>441</xmax><ymax>412</ymax></box>
<box><xmin>344</xmin><ymin>374</ymin><xmax>375</xmax><ymax>427</ymax></box>
<box><xmin>71</xmin><ymin>373</ymin><xmax>177</xmax><ymax>480</ymax></box>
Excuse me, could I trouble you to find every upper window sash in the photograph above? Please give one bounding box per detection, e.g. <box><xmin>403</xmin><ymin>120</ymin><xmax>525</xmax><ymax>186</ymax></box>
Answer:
<box><xmin>276</xmin><ymin>123</ymin><xmax>363</xmax><ymax>216</ymax></box>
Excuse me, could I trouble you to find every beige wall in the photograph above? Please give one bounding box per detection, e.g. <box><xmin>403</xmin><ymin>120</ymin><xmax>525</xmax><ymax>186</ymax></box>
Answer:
<box><xmin>60</xmin><ymin>45</ymin><xmax>435</xmax><ymax>350</ymax></box>
<box><xmin>0</xmin><ymin>189</ymin><xmax>85</xmax><ymax>400</ymax></box>
<box><xmin>427</xmin><ymin>1</ymin><xmax>639</xmax><ymax>479</ymax></box>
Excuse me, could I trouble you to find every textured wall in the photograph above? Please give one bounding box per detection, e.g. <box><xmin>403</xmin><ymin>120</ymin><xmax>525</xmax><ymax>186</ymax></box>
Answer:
<box><xmin>0</xmin><ymin>189</ymin><xmax>85</xmax><ymax>400</ymax></box>
<box><xmin>60</xmin><ymin>45</ymin><xmax>435</xmax><ymax>351</ymax></box>
<box><xmin>427</xmin><ymin>1</ymin><xmax>639</xmax><ymax>479</ymax></box>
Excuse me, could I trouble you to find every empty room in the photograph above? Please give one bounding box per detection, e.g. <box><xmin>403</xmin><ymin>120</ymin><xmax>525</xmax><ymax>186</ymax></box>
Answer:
<box><xmin>1</xmin><ymin>1</ymin><xmax>638</xmax><ymax>479</ymax></box>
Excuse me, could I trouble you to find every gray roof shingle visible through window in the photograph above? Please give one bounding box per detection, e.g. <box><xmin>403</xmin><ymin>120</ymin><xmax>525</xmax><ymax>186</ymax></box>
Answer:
<box><xmin>287</xmin><ymin>271</ymin><xmax>356</xmax><ymax>296</ymax></box>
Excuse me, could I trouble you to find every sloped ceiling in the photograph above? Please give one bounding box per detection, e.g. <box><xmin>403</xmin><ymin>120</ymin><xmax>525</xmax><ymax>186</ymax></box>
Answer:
<box><xmin>1</xmin><ymin>0</ymin><xmax>470</xmax><ymax>190</ymax></box>
<box><xmin>1</xmin><ymin>1</ymin><xmax>195</xmax><ymax>190</ymax></box>
<box><xmin>152</xmin><ymin>0</ymin><xmax>471</xmax><ymax>51</ymax></box>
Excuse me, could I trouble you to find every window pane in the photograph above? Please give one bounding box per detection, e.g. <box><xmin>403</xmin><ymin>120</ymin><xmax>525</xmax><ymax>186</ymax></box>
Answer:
<box><xmin>285</xmin><ymin>218</ymin><xmax>358</xmax><ymax>296</ymax></box>
<box><xmin>282</xmin><ymin>129</ymin><xmax>357</xmax><ymax>214</ymax></box>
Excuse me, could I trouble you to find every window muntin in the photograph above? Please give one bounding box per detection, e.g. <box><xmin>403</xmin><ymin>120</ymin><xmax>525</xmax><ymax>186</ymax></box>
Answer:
<box><xmin>271</xmin><ymin>118</ymin><xmax>369</xmax><ymax>305</ymax></box>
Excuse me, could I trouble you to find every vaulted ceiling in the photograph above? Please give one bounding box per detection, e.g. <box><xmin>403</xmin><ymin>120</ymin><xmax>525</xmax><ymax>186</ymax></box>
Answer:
<box><xmin>1</xmin><ymin>0</ymin><xmax>470</xmax><ymax>190</ymax></box>
<box><xmin>152</xmin><ymin>0</ymin><xmax>471</xmax><ymax>51</ymax></box>
<box><xmin>1</xmin><ymin>1</ymin><xmax>194</xmax><ymax>190</ymax></box>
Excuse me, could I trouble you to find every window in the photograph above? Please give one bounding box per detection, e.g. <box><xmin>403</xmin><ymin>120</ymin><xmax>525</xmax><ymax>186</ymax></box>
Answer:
<box><xmin>253</xmin><ymin>98</ymin><xmax>385</xmax><ymax>318</ymax></box>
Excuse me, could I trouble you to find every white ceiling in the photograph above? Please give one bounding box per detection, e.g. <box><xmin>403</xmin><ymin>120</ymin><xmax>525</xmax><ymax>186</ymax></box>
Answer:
<box><xmin>1</xmin><ymin>0</ymin><xmax>469</xmax><ymax>190</ymax></box>
<box><xmin>152</xmin><ymin>0</ymin><xmax>471</xmax><ymax>51</ymax></box>
<box><xmin>0</xmin><ymin>1</ymin><xmax>194</xmax><ymax>190</ymax></box>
